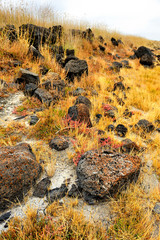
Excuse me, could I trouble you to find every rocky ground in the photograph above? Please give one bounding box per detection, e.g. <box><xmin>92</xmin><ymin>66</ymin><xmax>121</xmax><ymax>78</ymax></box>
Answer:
<box><xmin>0</xmin><ymin>23</ymin><xmax>160</xmax><ymax>239</ymax></box>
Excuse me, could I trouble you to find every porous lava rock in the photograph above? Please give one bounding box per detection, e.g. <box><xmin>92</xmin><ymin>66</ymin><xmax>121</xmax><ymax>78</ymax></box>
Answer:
<box><xmin>47</xmin><ymin>184</ymin><xmax>68</xmax><ymax>203</ymax></box>
<box><xmin>33</xmin><ymin>177</ymin><xmax>51</xmax><ymax>198</ymax></box>
<box><xmin>27</xmin><ymin>45</ymin><xmax>44</xmax><ymax>60</ymax></box>
<box><xmin>113</xmin><ymin>82</ymin><xmax>125</xmax><ymax>91</ymax></box>
<box><xmin>67</xmin><ymin>103</ymin><xmax>92</xmax><ymax>127</ymax></box>
<box><xmin>0</xmin><ymin>24</ymin><xmax>18</xmax><ymax>42</ymax></box>
<box><xmin>77</xmin><ymin>150</ymin><xmax>141</xmax><ymax>203</ymax></box>
<box><xmin>115</xmin><ymin>124</ymin><xmax>128</xmax><ymax>137</ymax></box>
<box><xmin>0</xmin><ymin>143</ymin><xmax>42</xmax><ymax>210</ymax></box>
<box><xmin>75</xmin><ymin>96</ymin><xmax>91</xmax><ymax>109</ymax></box>
<box><xmin>65</xmin><ymin>59</ymin><xmax>88</xmax><ymax>82</ymax></box>
<box><xmin>49</xmin><ymin>136</ymin><xmax>69</xmax><ymax>151</ymax></box>
<box><xmin>135</xmin><ymin>119</ymin><xmax>155</xmax><ymax>133</ymax></box>
<box><xmin>135</xmin><ymin>46</ymin><xmax>153</xmax><ymax>59</ymax></box>
<box><xmin>140</xmin><ymin>53</ymin><xmax>154</xmax><ymax>67</ymax></box>
<box><xmin>120</xmin><ymin>139</ymin><xmax>140</xmax><ymax>154</ymax></box>
<box><xmin>24</xmin><ymin>83</ymin><xmax>38</xmax><ymax>97</ymax></box>
<box><xmin>111</xmin><ymin>37</ymin><xmax>118</xmax><ymax>46</ymax></box>
<box><xmin>33</xmin><ymin>88</ymin><xmax>54</xmax><ymax>106</ymax></box>
<box><xmin>19</xmin><ymin>24</ymin><xmax>57</xmax><ymax>49</ymax></box>
<box><xmin>15</xmin><ymin>68</ymin><xmax>40</xmax><ymax>87</ymax></box>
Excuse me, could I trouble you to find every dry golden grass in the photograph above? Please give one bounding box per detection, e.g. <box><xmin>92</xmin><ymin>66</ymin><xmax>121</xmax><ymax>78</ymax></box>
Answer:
<box><xmin>0</xmin><ymin>1</ymin><xmax>160</xmax><ymax>239</ymax></box>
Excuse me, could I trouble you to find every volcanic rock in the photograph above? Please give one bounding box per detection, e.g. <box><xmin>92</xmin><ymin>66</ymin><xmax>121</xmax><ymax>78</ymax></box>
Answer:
<box><xmin>33</xmin><ymin>88</ymin><xmax>54</xmax><ymax>106</ymax></box>
<box><xmin>28</xmin><ymin>45</ymin><xmax>44</xmax><ymax>60</ymax></box>
<box><xmin>75</xmin><ymin>96</ymin><xmax>91</xmax><ymax>109</ymax></box>
<box><xmin>77</xmin><ymin>150</ymin><xmax>141</xmax><ymax>203</ymax></box>
<box><xmin>111</xmin><ymin>37</ymin><xmax>118</xmax><ymax>46</ymax></box>
<box><xmin>0</xmin><ymin>143</ymin><xmax>42</xmax><ymax>210</ymax></box>
<box><xmin>49</xmin><ymin>136</ymin><xmax>69</xmax><ymax>151</ymax></box>
<box><xmin>115</xmin><ymin>124</ymin><xmax>128</xmax><ymax>137</ymax></box>
<box><xmin>47</xmin><ymin>184</ymin><xmax>68</xmax><ymax>203</ymax></box>
<box><xmin>33</xmin><ymin>177</ymin><xmax>51</xmax><ymax>198</ymax></box>
<box><xmin>68</xmin><ymin>103</ymin><xmax>92</xmax><ymax>127</ymax></box>
<box><xmin>24</xmin><ymin>83</ymin><xmax>38</xmax><ymax>96</ymax></box>
<box><xmin>65</xmin><ymin>59</ymin><xmax>88</xmax><ymax>82</ymax></box>
<box><xmin>15</xmin><ymin>68</ymin><xmax>40</xmax><ymax>87</ymax></box>
<box><xmin>135</xmin><ymin>119</ymin><xmax>155</xmax><ymax>133</ymax></box>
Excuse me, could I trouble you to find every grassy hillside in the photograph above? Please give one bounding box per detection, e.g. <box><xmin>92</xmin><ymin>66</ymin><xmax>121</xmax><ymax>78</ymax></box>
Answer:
<box><xmin>0</xmin><ymin>2</ymin><xmax>160</xmax><ymax>239</ymax></box>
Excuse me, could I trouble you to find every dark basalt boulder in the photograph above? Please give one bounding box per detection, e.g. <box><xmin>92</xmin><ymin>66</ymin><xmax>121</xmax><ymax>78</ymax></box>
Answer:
<box><xmin>33</xmin><ymin>177</ymin><xmax>51</xmax><ymax>198</ymax></box>
<box><xmin>0</xmin><ymin>143</ymin><xmax>42</xmax><ymax>210</ymax></box>
<box><xmin>75</xmin><ymin>96</ymin><xmax>91</xmax><ymax>109</ymax></box>
<box><xmin>120</xmin><ymin>139</ymin><xmax>140</xmax><ymax>153</ymax></box>
<box><xmin>47</xmin><ymin>184</ymin><xmax>68</xmax><ymax>203</ymax></box>
<box><xmin>19</xmin><ymin>24</ymin><xmax>57</xmax><ymax>49</ymax></box>
<box><xmin>0</xmin><ymin>25</ymin><xmax>18</xmax><ymax>42</ymax></box>
<box><xmin>135</xmin><ymin>46</ymin><xmax>153</xmax><ymax>59</ymax></box>
<box><xmin>65</xmin><ymin>59</ymin><xmax>88</xmax><ymax>82</ymax></box>
<box><xmin>33</xmin><ymin>88</ymin><xmax>54</xmax><ymax>107</ymax></box>
<box><xmin>113</xmin><ymin>82</ymin><xmax>125</xmax><ymax>91</ymax></box>
<box><xmin>99</xmin><ymin>45</ymin><xmax>105</xmax><ymax>52</ymax></box>
<box><xmin>27</xmin><ymin>45</ymin><xmax>45</xmax><ymax>60</ymax></box>
<box><xmin>66</xmin><ymin>49</ymin><xmax>75</xmax><ymax>56</ymax></box>
<box><xmin>30</xmin><ymin>115</ymin><xmax>39</xmax><ymax>125</ymax></box>
<box><xmin>49</xmin><ymin>136</ymin><xmax>69</xmax><ymax>151</ymax></box>
<box><xmin>49</xmin><ymin>25</ymin><xmax>63</xmax><ymax>39</ymax></box>
<box><xmin>140</xmin><ymin>53</ymin><xmax>154</xmax><ymax>67</ymax></box>
<box><xmin>111</xmin><ymin>37</ymin><xmax>118</xmax><ymax>46</ymax></box>
<box><xmin>67</xmin><ymin>103</ymin><xmax>92</xmax><ymax>127</ymax></box>
<box><xmin>77</xmin><ymin>150</ymin><xmax>141</xmax><ymax>204</ymax></box>
<box><xmin>24</xmin><ymin>83</ymin><xmax>38</xmax><ymax>97</ymax></box>
<box><xmin>115</xmin><ymin>124</ymin><xmax>128</xmax><ymax>137</ymax></box>
<box><xmin>15</xmin><ymin>68</ymin><xmax>40</xmax><ymax>87</ymax></box>
<box><xmin>135</xmin><ymin>119</ymin><xmax>155</xmax><ymax>133</ymax></box>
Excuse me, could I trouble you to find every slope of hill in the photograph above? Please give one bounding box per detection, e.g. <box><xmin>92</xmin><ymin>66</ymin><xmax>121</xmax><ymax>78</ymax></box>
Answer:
<box><xmin>0</xmin><ymin>4</ymin><xmax>160</xmax><ymax>240</ymax></box>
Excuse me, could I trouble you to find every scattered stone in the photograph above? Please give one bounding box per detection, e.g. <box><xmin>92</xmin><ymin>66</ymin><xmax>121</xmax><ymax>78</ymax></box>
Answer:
<box><xmin>123</xmin><ymin>108</ymin><xmax>133</xmax><ymax>118</ymax></box>
<box><xmin>68</xmin><ymin>184</ymin><xmax>81</xmax><ymax>198</ymax></box>
<box><xmin>77</xmin><ymin>150</ymin><xmax>141</xmax><ymax>203</ymax></box>
<box><xmin>68</xmin><ymin>103</ymin><xmax>92</xmax><ymax>127</ymax></box>
<box><xmin>98</xmin><ymin>35</ymin><xmax>104</xmax><ymax>44</ymax></box>
<box><xmin>0</xmin><ymin>143</ymin><xmax>42</xmax><ymax>210</ymax></box>
<box><xmin>65</xmin><ymin>59</ymin><xmax>88</xmax><ymax>82</ymax></box>
<box><xmin>111</xmin><ymin>37</ymin><xmax>118</xmax><ymax>46</ymax></box>
<box><xmin>28</xmin><ymin>45</ymin><xmax>44</xmax><ymax>60</ymax></box>
<box><xmin>33</xmin><ymin>88</ymin><xmax>53</xmax><ymax>106</ymax></box>
<box><xmin>121</xmin><ymin>139</ymin><xmax>140</xmax><ymax>153</ymax></box>
<box><xmin>33</xmin><ymin>177</ymin><xmax>51</xmax><ymax>198</ymax></box>
<box><xmin>115</xmin><ymin>124</ymin><xmax>128</xmax><ymax>137</ymax></box>
<box><xmin>103</xmin><ymin>104</ymin><xmax>118</xmax><ymax>118</ymax></box>
<box><xmin>30</xmin><ymin>115</ymin><xmax>39</xmax><ymax>125</ymax></box>
<box><xmin>66</xmin><ymin>49</ymin><xmax>75</xmax><ymax>56</ymax></box>
<box><xmin>15</xmin><ymin>68</ymin><xmax>40</xmax><ymax>87</ymax></box>
<box><xmin>112</xmin><ymin>61</ymin><xmax>123</xmax><ymax>72</ymax></box>
<box><xmin>99</xmin><ymin>45</ymin><xmax>105</xmax><ymax>52</ymax></box>
<box><xmin>135</xmin><ymin>46</ymin><xmax>153</xmax><ymax>59</ymax></box>
<box><xmin>91</xmin><ymin>89</ymin><xmax>98</xmax><ymax>96</ymax></box>
<box><xmin>0</xmin><ymin>211</ymin><xmax>11</xmax><ymax>223</ymax></box>
<box><xmin>75</xmin><ymin>96</ymin><xmax>91</xmax><ymax>109</ymax></box>
<box><xmin>1</xmin><ymin>25</ymin><xmax>18</xmax><ymax>42</ymax></box>
<box><xmin>47</xmin><ymin>184</ymin><xmax>68</xmax><ymax>203</ymax></box>
<box><xmin>97</xmin><ymin>130</ymin><xmax>105</xmax><ymax>135</ymax></box>
<box><xmin>135</xmin><ymin>119</ymin><xmax>155</xmax><ymax>133</ymax></box>
<box><xmin>73</xmin><ymin>87</ymin><xmax>86</xmax><ymax>96</ymax></box>
<box><xmin>140</xmin><ymin>53</ymin><xmax>154</xmax><ymax>67</ymax></box>
<box><xmin>113</xmin><ymin>82</ymin><xmax>125</xmax><ymax>91</ymax></box>
<box><xmin>49</xmin><ymin>136</ymin><xmax>69</xmax><ymax>151</ymax></box>
<box><xmin>19</xmin><ymin>24</ymin><xmax>57</xmax><ymax>49</ymax></box>
<box><xmin>64</xmin><ymin>56</ymin><xmax>79</xmax><ymax>66</ymax></box>
<box><xmin>121</xmin><ymin>60</ymin><xmax>130</xmax><ymax>68</ymax></box>
<box><xmin>107</xmin><ymin>124</ymin><xmax>115</xmax><ymax>132</ymax></box>
<box><xmin>49</xmin><ymin>25</ymin><xmax>63</xmax><ymax>40</ymax></box>
<box><xmin>24</xmin><ymin>83</ymin><xmax>38</xmax><ymax>97</ymax></box>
